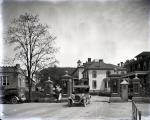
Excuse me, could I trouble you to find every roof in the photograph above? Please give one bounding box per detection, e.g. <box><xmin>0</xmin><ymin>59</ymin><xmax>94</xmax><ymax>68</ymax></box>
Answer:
<box><xmin>0</xmin><ymin>64</ymin><xmax>21</xmax><ymax>73</ymax></box>
<box><xmin>71</xmin><ymin>66</ymin><xmax>84</xmax><ymax>78</ymax></box>
<box><xmin>122</xmin><ymin>71</ymin><xmax>148</xmax><ymax>78</ymax></box>
<box><xmin>120</xmin><ymin>80</ymin><xmax>128</xmax><ymax>85</ymax></box>
<box><xmin>135</xmin><ymin>51</ymin><xmax>150</xmax><ymax>58</ymax></box>
<box><xmin>73</xmin><ymin>85</ymin><xmax>89</xmax><ymax>88</ymax></box>
<box><xmin>83</xmin><ymin>60</ymin><xmax>126</xmax><ymax>73</ymax></box>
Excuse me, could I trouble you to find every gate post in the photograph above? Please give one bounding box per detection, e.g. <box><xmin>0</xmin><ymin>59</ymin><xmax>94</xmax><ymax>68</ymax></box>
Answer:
<box><xmin>120</xmin><ymin>79</ymin><xmax>129</xmax><ymax>101</ymax></box>
<box><xmin>61</xmin><ymin>71</ymin><xmax>72</xmax><ymax>97</ymax></box>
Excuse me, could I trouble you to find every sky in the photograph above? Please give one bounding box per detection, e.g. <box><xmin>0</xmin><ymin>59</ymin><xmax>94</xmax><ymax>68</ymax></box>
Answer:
<box><xmin>1</xmin><ymin>0</ymin><xmax>150</xmax><ymax>67</ymax></box>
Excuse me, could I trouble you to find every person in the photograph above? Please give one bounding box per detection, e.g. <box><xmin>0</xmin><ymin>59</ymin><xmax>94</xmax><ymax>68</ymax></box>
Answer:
<box><xmin>58</xmin><ymin>89</ymin><xmax>62</xmax><ymax>102</ymax></box>
<box><xmin>55</xmin><ymin>85</ymin><xmax>62</xmax><ymax>102</ymax></box>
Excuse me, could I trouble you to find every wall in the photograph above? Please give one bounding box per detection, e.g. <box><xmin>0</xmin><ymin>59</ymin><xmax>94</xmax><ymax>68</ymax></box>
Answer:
<box><xmin>88</xmin><ymin>69</ymin><xmax>115</xmax><ymax>93</ymax></box>
<box><xmin>0</xmin><ymin>66</ymin><xmax>26</xmax><ymax>90</ymax></box>
<box><xmin>18</xmin><ymin>74</ymin><xmax>26</xmax><ymax>89</ymax></box>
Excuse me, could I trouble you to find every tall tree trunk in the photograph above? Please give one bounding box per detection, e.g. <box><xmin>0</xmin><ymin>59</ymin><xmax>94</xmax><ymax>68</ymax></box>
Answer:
<box><xmin>28</xmin><ymin>83</ymin><xmax>32</xmax><ymax>102</ymax></box>
<box><xmin>28</xmin><ymin>73</ymin><xmax>32</xmax><ymax>102</ymax></box>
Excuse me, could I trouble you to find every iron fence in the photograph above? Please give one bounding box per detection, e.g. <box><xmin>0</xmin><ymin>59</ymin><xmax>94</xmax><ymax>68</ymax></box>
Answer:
<box><xmin>132</xmin><ymin>100</ymin><xmax>141</xmax><ymax>120</ymax></box>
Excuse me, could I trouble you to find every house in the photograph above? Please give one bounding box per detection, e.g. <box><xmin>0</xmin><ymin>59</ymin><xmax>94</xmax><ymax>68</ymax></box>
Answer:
<box><xmin>122</xmin><ymin>51</ymin><xmax>150</xmax><ymax>97</ymax></box>
<box><xmin>0</xmin><ymin>64</ymin><xmax>37</xmax><ymax>92</ymax></box>
<box><xmin>0</xmin><ymin>64</ymin><xmax>26</xmax><ymax>91</ymax></box>
<box><xmin>109</xmin><ymin>51</ymin><xmax>150</xmax><ymax>99</ymax></box>
<box><xmin>72</xmin><ymin>58</ymin><xmax>126</xmax><ymax>95</ymax></box>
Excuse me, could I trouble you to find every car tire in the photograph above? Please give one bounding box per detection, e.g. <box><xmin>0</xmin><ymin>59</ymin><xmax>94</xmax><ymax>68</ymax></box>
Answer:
<box><xmin>68</xmin><ymin>100</ymin><xmax>73</xmax><ymax>107</ymax></box>
<box><xmin>10</xmin><ymin>97</ymin><xmax>18</xmax><ymax>104</ymax></box>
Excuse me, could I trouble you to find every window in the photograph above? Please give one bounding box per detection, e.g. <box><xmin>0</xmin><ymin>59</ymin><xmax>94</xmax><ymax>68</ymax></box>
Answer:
<box><xmin>92</xmin><ymin>80</ymin><xmax>97</xmax><ymax>89</ymax></box>
<box><xmin>92</xmin><ymin>71</ymin><xmax>97</xmax><ymax>78</ymax></box>
<box><xmin>143</xmin><ymin>62</ymin><xmax>147</xmax><ymax>70</ymax></box>
<box><xmin>83</xmin><ymin>72</ymin><xmax>88</xmax><ymax>78</ymax></box>
<box><xmin>138</xmin><ymin>64</ymin><xmax>141</xmax><ymax>69</ymax></box>
<box><xmin>105</xmin><ymin>81</ymin><xmax>107</xmax><ymax>88</ymax></box>
<box><xmin>0</xmin><ymin>76</ymin><xmax>9</xmax><ymax>86</ymax></box>
<box><xmin>106</xmin><ymin>71</ymin><xmax>110</xmax><ymax>77</ymax></box>
<box><xmin>113</xmin><ymin>80</ymin><xmax>118</xmax><ymax>93</ymax></box>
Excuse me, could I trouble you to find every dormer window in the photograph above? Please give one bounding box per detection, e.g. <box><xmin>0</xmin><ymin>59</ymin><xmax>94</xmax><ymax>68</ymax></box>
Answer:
<box><xmin>92</xmin><ymin>70</ymin><xmax>97</xmax><ymax>78</ymax></box>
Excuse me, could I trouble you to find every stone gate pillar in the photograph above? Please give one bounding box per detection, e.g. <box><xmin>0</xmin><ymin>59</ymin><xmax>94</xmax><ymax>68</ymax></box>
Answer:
<box><xmin>120</xmin><ymin>79</ymin><xmax>129</xmax><ymax>101</ymax></box>
<box><xmin>61</xmin><ymin>71</ymin><xmax>72</xmax><ymax>97</ymax></box>
<box><xmin>44</xmin><ymin>76</ymin><xmax>53</xmax><ymax>95</ymax></box>
<box><xmin>132</xmin><ymin>74</ymin><xmax>141</xmax><ymax>97</ymax></box>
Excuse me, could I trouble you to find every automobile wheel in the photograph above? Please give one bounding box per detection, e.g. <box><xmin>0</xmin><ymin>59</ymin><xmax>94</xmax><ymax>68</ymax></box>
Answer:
<box><xmin>68</xmin><ymin>100</ymin><xmax>73</xmax><ymax>107</ymax></box>
<box><xmin>10</xmin><ymin>97</ymin><xmax>18</xmax><ymax>104</ymax></box>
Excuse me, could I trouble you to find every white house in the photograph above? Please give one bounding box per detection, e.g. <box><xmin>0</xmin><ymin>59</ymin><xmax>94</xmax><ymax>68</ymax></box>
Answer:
<box><xmin>72</xmin><ymin>58</ymin><xmax>127</xmax><ymax>94</ymax></box>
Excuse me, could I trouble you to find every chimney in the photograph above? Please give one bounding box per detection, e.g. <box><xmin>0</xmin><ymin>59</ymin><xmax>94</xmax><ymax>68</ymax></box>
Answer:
<box><xmin>16</xmin><ymin>64</ymin><xmax>20</xmax><ymax>72</ymax></box>
<box><xmin>16</xmin><ymin>64</ymin><xmax>20</xmax><ymax>69</ymax></box>
<box><xmin>120</xmin><ymin>62</ymin><xmax>124</xmax><ymax>67</ymax></box>
<box><xmin>77</xmin><ymin>60</ymin><xmax>81</xmax><ymax>67</ymax></box>
<box><xmin>88</xmin><ymin>58</ymin><xmax>91</xmax><ymax>63</ymax></box>
<box><xmin>99</xmin><ymin>59</ymin><xmax>103</xmax><ymax>63</ymax></box>
<box><xmin>117</xmin><ymin>63</ymin><xmax>120</xmax><ymax>67</ymax></box>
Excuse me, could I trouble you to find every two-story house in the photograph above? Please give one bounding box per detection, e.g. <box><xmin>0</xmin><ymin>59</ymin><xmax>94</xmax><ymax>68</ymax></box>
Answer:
<box><xmin>72</xmin><ymin>58</ymin><xmax>126</xmax><ymax>95</ymax></box>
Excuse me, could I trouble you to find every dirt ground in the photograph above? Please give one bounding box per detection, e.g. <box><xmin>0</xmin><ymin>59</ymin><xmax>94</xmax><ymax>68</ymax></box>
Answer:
<box><xmin>1</xmin><ymin>96</ymin><xmax>133</xmax><ymax>120</ymax></box>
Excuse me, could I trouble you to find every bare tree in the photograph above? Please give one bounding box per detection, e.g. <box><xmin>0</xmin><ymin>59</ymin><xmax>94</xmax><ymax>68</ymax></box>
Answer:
<box><xmin>6</xmin><ymin>13</ymin><xmax>58</xmax><ymax>102</ymax></box>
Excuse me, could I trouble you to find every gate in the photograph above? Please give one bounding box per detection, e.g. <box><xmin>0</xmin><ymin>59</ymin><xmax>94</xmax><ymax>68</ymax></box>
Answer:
<box><xmin>132</xmin><ymin>100</ymin><xmax>141</xmax><ymax>120</ymax></box>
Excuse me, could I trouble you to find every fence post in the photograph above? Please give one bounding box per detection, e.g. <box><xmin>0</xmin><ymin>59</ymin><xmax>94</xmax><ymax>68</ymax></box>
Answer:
<box><xmin>139</xmin><ymin>111</ymin><xmax>141</xmax><ymax>120</ymax></box>
<box><xmin>132</xmin><ymin>100</ymin><xmax>134</xmax><ymax>120</ymax></box>
<box><xmin>132</xmin><ymin>100</ymin><xmax>142</xmax><ymax>120</ymax></box>
<box><xmin>135</xmin><ymin>108</ymin><xmax>137</xmax><ymax>120</ymax></box>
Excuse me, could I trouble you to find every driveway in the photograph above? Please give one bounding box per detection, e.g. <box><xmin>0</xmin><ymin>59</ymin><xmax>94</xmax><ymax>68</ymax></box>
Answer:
<box><xmin>1</xmin><ymin>96</ymin><xmax>132</xmax><ymax>120</ymax></box>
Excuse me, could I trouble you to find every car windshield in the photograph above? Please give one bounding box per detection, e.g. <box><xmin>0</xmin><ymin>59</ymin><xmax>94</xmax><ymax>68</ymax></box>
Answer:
<box><xmin>74</xmin><ymin>88</ymin><xmax>89</xmax><ymax>94</ymax></box>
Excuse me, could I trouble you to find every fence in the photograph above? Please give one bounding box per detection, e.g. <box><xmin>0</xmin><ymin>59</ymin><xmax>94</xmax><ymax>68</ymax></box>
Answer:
<box><xmin>132</xmin><ymin>100</ymin><xmax>142</xmax><ymax>120</ymax></box>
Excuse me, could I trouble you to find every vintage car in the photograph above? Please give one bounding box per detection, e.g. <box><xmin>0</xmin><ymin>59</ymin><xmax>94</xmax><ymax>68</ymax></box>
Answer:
<box><xmin>0</xmin><ymin>88</ymin><xmax>26</xmax><ymax>104</ymax></box>
<box><xmin>68</xmin><ymin>86</ymin><xmax>91</xmax><ymax>107</ymax></box>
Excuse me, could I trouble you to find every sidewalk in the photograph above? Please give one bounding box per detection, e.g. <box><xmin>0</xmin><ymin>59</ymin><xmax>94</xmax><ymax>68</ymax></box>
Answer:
<box><xmin>136</xmin><ymin>103</ymin><xmax>150</xmax><ymax>120</ymax></box>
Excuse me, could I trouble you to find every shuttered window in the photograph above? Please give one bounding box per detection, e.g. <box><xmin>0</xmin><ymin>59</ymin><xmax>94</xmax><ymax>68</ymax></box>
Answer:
<box><xmin>92</xmin><ymin>80</ymin><xmax>97</xmax><ymax>89</ymax></box>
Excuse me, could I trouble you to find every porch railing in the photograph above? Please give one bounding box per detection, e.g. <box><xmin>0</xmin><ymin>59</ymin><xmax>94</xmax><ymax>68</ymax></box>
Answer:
<box><xmin>132</xmin><ymin>100</ymin><xmax>141</xmax><ymax>120</ymax></box>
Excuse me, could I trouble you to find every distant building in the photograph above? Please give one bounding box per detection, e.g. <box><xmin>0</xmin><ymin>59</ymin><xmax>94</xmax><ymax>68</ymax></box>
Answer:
<box><xmin>0</xmin><ymin>64</ymin><xmax>36</xmax><ymax>92</ymax></box>
<box><xmin>0</xmin><ymin>64</ymin><xmax>26</xmax><ymax>90</ymax></box>
<box><xmin>109</xmin><ymin>51</ymin><xmax>150</xmax><ymax>99</ymax></box>
<box><xmin>72</xmin><ymin>58</ymin><xmax>126</xmax><ymax>94</ymax></box>
<box><xmin>123</xmin><ymin>51</ymin><xmax>150</xmax><ymax>97</ymax></box>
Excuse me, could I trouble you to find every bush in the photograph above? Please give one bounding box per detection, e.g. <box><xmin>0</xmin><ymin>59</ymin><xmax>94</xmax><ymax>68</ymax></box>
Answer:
<box><xmin>99</xmin><ymin>92</ymin><xmax>111</xmax><ymax>97</ymax></box>
<box><xmin>25</xmin><ymin>91</ymin><xmax>54</xmax><ymax>102</ymax></box>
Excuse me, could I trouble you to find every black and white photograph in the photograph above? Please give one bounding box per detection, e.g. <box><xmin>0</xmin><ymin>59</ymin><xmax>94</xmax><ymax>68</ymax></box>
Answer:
<box><xmin>0</xmin><ymin>0</ymin><xmax>150</xmax><ymax>120</ymax></box>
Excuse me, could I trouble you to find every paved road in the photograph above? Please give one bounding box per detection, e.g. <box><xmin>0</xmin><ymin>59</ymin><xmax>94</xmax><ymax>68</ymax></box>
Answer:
<box><xmin>0</xmin><ymin>96</ymin><xmax>132</xmax><ymax>120</ymax></box>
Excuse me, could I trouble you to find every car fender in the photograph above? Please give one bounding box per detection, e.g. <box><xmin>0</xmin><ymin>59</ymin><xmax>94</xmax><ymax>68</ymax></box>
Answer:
<box><xmin>68</xmin><ymin>97</ymin><xmax>73</xmax><ymax>101</ymax></box>
<box><xmin>80</xmin><ymin>96</ymin><xmax>86</xmax><ymax>103</ymax></box>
